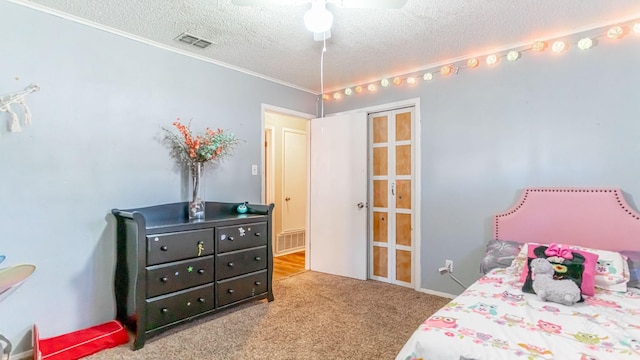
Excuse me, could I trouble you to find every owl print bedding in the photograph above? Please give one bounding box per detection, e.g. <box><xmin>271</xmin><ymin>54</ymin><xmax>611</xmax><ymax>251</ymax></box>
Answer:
<box><xmin>395</xmin><ymin>268</ymin><xmax>640</xmax><ymax>360</ymax></box>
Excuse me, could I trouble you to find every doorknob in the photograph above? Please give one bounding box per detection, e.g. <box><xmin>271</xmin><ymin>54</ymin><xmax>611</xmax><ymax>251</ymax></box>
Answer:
<box><xmin>357</xmin><ymin>202</ymin><xmax>365</xmax><ymax>209</ymax></box>
<box><xmin>285</xmin><ymin>197</ymin><xmax>291</xmax><ymax>201</ymax></box>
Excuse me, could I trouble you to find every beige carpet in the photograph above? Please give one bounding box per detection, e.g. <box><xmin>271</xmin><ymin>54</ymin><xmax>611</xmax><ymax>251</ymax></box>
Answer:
<box><xmin>86</xmin><ymin>271</ymin><xmax>450</xmax><ymax>360</ymax></box>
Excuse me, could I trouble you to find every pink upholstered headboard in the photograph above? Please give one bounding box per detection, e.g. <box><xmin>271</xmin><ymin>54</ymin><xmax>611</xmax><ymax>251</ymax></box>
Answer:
<box><xmin>494</xmin><ymin>188</ymin><xmax>640</xmax><ymax>251</ymax></box>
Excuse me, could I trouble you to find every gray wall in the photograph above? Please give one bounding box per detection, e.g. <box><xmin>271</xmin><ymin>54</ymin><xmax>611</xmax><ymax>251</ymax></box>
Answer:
<box><xmin>0</xmin><ymin>1</ymin><xmax>316</xmax><ymax>350</ymax></box>
<box><xmin>326</xmin><ymin>36</ymin><xmax>640</xmax><ymax>295</ymax></box>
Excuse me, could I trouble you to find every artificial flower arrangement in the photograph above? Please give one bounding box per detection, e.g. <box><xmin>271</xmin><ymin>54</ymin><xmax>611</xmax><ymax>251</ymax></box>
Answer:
<box><xmin>162</xmin><ymin>118</ymin><xmax>241</xmax><ymax>218</ymax></box>
<box><xmin>162</xmin><ymin>118</ymin><xmax>240</xmax><ymax>169</ymax></box>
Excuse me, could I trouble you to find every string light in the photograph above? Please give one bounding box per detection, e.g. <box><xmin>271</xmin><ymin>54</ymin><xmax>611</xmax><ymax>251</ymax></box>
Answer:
<box><xmin>507</xmin><ymin>50</ymin><xmax>520</xmax><ymax>61</ymax></box>
<box><xmin>551</xmin><ymin>40</ymin><xmax>567</xmax><ymax>53</ymax></box>
<box><xmin>323</xmin><ymin>18</ymin><xmax>639</xmax><ymax>101</ymax></box>
<box><xmin>531</xmin><ymin>40</ymin><xmax>547</xmax><ymax>52</ymax></box>
<box><xmin>607</xmin><ymin>25</ymin><xmax>624</xmax><ymax>39</ymax></box>
<box><xmin>486</xmin><ymin>54</ymin><xmax>499</xmax><ymax>66</ymax></box>
<box><xmin>577</xmin><ymin>37</ymin><xmax>593</xmax><ymax>50</ymax></box>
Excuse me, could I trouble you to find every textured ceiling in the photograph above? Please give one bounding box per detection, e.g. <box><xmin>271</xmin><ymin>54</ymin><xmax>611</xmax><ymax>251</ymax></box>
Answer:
<box><xmin>16</xmin><ymin>0</ymin><xmax>640</xmax><ymax>93</ymax></box>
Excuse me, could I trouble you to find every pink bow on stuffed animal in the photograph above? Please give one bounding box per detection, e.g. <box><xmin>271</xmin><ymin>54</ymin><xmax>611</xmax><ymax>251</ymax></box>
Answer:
<box><xmin>544</xmin><ymin>243</ymin><xmax>573</xmax><ymax>260</ymax></box>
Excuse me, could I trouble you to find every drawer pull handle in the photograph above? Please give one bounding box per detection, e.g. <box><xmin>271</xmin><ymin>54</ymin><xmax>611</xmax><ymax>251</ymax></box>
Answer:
<box><xmin>197</xmin><ymin>269</ymin><xmax>205</xmax><ymax>274</ymax></box>
<box><xmin>160</xmin><ymin>245</ymin><xmax>168</xmax><ymax>251</ymax></box>
<box><xmin>160</xmin><ymin>276</ymin><xmax>168</xmax><ymax>283</ymax></box>
<box><xmin>228</xmin><ymin>236</ymin><xmax>235</xmax><ymax>241</ymax></box>
<box><xmin>255</xmin><ymin>257</ymin><xmax>262</xmax><ymax>261</ymax></box>
<box><xmin>228</xmin><ymin>262</ymin><xmax>234</xmax><ymax>267</ymax></box>
<box><xmin>227</xmin><ymin>289</ymin><xmax>234</xmax><ymax>294</ymax></box>
<box><xmin>255</xmin><ymin>281</ymin><xmax>262</xmax><ymax>286</ymax></box>
<box><xmin>198</xmin><ymin>297</ymin><xmax>205</xmax><ymax>303</ymax></box>
<box><xmin>161</xmin><ymin>308</ymin><xmax>168</xmax><ymax>314</ymax></box>
<box><xmin>254</xmin><ymin>232</ymin><xmax>261</xmax><ymax>236</ymax></box>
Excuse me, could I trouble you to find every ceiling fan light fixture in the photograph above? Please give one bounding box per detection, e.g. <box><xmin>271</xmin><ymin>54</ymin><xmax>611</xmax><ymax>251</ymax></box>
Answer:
<box><xmin>304</xmin><ymin>1</ymin><xmax>334</xmax><ymax>33</ymax></box>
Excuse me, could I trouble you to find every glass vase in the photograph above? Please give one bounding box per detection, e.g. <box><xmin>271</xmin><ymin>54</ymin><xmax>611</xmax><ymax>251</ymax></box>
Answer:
<box><xmin>189</xmin><ymin>163</ymin><xmax>205</xmax><ymax>220</ymax></box>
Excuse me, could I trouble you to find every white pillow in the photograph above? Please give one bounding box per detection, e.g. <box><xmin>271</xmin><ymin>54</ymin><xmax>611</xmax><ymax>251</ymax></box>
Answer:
<box><xmin>568</xmin><ymin>245</ymin><xmax>630</xmax><ymax>292</ymax></box>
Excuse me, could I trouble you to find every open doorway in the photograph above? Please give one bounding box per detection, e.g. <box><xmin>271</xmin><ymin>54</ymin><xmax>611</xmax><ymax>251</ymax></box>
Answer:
<box><xmin>263</xmin><ymin>109</ymin><xmax>309</xmax><ymax>280</ymax></box>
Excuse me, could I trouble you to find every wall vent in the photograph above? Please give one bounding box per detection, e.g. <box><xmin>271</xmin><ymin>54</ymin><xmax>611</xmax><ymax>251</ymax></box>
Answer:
<box><xmin>276</xmin><ymin>230</ymin><xmax>305</xmax><ymax>256</ymax></box>
<box><xmin>175</xmin><ymin>32</ymin><xmax>214</xmax><ymax>49</ymax></box>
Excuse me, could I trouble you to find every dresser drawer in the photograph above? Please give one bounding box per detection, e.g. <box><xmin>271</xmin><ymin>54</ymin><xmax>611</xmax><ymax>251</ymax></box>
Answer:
<box><xmin>145</xmin><ymin>284</ymin><xmax>214</xmax><ymax>330</ymax></box>
<box><xmin>147</xmin><ymin>229</ymin><xmax>214</xmax><ymax>265</ymax></box>
<box><xmin>216</xmin><ymin>222</ymin><xmax>267</xmax><ymax>253</ymax></box>
<box><xmin>146</xmin><ymin>256</ymin><xmax>214</xmax><ymax>298</ymax></box>
<box><xmin>216</xmin><ymin>246</ymin><xmax>267</xmax><ymax>280</ymax></box>
<box><xmin>216</xmin><ymin>270</ymin><xmax>267</xmax><ymax>307</ymax></box>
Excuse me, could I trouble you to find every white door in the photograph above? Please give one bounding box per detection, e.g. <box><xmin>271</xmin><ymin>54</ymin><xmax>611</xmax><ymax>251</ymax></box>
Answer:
<box><xmin>282</xmin><ymin>129</ymin><xmax>307</xmax><ymax>231</ymax></box>
<box><xmin>309</xmin><ymin>113</ymin><xmax>368</xmax><ymax>280</ymax></box>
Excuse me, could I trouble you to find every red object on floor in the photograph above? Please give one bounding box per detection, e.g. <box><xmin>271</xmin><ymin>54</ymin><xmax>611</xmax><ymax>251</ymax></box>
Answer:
<box><xmin>33</xmin><ymin>320</ymin><xmax>129</xmax><ymax>360</ymax></box>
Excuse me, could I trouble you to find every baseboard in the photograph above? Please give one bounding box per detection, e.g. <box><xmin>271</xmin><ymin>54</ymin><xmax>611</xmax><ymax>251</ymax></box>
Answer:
<box><xmin>417</xmin><ymin>287</ymin><xmax>457</xmax><ymax>299</ymax></box>
<box><xmin>12</xmin><ymin>349</ymin><xmax>33</xmax><ymax>360</ymax></box>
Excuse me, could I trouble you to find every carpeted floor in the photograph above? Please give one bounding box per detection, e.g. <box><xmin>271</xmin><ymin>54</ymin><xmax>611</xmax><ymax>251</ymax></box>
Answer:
<box><xmin>86</xmin><ymin>271</ymin><xmax>450</xmax><ymax>359</ymax></box>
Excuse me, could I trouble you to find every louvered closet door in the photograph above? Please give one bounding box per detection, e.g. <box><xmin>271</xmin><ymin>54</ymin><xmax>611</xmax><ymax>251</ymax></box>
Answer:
<box><xmin>369</xmin><ymin>108</ymin><xmax>415</xmax><ymax>287</ymax></box>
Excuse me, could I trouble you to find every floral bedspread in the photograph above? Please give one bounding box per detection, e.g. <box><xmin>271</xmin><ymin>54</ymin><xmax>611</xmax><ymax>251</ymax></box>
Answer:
<box><xmin>396</xmin><ymin>268</ymin><xmax>640</xmax><ymax>360</ymax></box>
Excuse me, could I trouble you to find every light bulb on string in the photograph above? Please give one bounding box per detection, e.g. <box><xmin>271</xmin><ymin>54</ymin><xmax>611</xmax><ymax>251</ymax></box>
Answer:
<box><xmin>440</xmin><ymin>65</ymin><xmax>453</xmax><ymax>76</ymax></box>
<box><xmin>368</xmin><ymin>83</ymin><xmax>377</xmax><ymax>92</ymax></box>
<box><xmin>423</xmin><ymin>72</ymin><xmax>433</xmax><ymax>81</ymax></box>
<box><xmin>634</xmin><ymin>23</ymin><xmax>640</xmax><ymax>34</ymax></box>
<box><xmin>578</xmin><ymin>37</ymin><xmax>593</xmax><ymax>50</ymax></box>
<box><xmin>507</xmin><ymin>50</ymin><xmax>520</xmax><ymax>61</ymax></box>
<box><xmin>552</xmin><ymin>41</ymin><xmax>567</xmax><ymax>53</ymax></box>
<box><xmin>381</xmin><ymin>78</ymin><xmax>390</xmax><ymax>87</ymax></box>
<box><xmin>406</xmin><ymin>77</ymin><xmax>416</xmax><ymax>85</ymax></box>
<box><xmin>532</xmin><ymin>41</ymin><xmax>547</xmax><ymax>52</ymax></box>
<box><xmin>355</xmin><ymin>86</ymin><xmax>363</xmax><ymax>94</ymax></box>
<box><xmin>467</xmin><ymin>58</ymin><xmax>479</xmax><ymax>68</ymax></box>
<box><xmin>344</xmin><ymin>87</ymin><xmax>353</xmax><ymax>96</ymax></box>
<box><xmin>333</xmin><ymin>92</ymin><xmax>342</xmax><ymax>100</ymax></box>
<box><xmin>607</xmin><ymin>25</ymin><xmax>624</xmax><ymax>39</ymax></box>
<box><xmin>392</xmin><ymin>77</ymin><xmax>402</xmax><ymax>85</ymax></box>
<box><xmin>486</xmin><ymin>54</ymin><xmax>499</xmax><ymax>66</ymax></box>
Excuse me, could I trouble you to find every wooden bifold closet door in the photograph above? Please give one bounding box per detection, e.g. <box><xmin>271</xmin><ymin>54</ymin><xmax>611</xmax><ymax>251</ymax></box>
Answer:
<box><xmin>369</xmin><ymin>108</ymin><xmax>415</xmax><ymax>287</ymax></box>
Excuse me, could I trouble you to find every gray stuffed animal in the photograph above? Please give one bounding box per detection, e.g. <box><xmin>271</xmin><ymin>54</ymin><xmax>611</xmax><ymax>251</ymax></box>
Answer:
<box><xmin>530</xmin><ymin>258</ymin><xmax>581</xmax><ymax>306</ymax></box>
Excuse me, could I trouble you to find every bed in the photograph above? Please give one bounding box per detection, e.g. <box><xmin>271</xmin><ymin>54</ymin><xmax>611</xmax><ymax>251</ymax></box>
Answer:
<box><xmin>396</xmin><ymin>188</ymin><xmax>640</xmax><ymax>360</ymax></box>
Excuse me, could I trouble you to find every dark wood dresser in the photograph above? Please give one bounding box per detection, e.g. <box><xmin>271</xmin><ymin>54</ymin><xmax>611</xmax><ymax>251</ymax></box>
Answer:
<box><xmin>111</xmin><ymin>201</ymin><xmax>274</xmax><ymax>349</ymax></box>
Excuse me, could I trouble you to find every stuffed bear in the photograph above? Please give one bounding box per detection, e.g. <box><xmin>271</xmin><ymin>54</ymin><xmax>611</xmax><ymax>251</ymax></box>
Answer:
<box><xmin>530</xmin><ymin>258</ymin><xmax>581</xmax><ymax>306</ymax></box>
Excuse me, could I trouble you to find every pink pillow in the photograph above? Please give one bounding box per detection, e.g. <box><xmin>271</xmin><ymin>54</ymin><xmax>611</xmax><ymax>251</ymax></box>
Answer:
<box><xmin>519</xmin><ymin>243</ymin><xmax>598</xmax><ymax>296</ymax></box>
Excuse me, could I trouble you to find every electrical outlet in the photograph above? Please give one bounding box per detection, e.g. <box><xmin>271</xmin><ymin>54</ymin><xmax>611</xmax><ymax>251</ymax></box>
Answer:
<box><xmin>251</xmin><ymin>165</ymin><xmax>258</xmax><ymax>175</ymax></box>
<box><xmin>445</xmin><ymin>260</ymin><xmax>453</xmax><ymax>273</ymax></box>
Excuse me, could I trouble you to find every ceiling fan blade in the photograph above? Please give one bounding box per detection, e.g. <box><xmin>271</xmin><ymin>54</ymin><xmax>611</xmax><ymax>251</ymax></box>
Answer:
<box><xmin>330</xmin><ymin>0</ymin><xmax>407</xmax><ymax>8</ymax></box>
<box><xmin>231</xmin><ymin>0</ymin><xmax>306</xmax><ymax>6</ymax></box>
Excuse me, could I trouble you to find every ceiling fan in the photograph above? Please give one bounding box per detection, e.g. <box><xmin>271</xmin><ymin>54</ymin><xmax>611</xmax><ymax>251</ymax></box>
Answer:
<box><xmin>231</xmin><ymin>0</ymin><xmax>408</xmax><ymax>39</ymax></box>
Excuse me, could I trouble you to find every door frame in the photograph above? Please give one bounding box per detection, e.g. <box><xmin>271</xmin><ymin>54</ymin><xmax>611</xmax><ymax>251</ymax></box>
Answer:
<box><xmin>261</xmin><ymin>104</ymin><xmax>314</xmax><ymax>269</ymax></box>
<box><xmin>328</xmin><ymin>98</ymin><xmax>422</xmax><ymax>290</ymax></box>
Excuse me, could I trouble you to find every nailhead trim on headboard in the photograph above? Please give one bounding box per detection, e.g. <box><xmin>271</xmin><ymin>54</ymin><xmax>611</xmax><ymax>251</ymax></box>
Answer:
<box><xmin>494</xmin><ymin>188</ymin><xmax>640</xmax><ymax>240</ymax></box>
